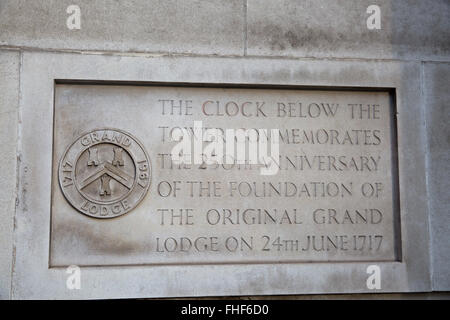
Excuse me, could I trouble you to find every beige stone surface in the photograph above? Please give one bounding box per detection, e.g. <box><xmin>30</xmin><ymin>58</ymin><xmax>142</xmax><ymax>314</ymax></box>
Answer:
<box><xmin>0</xmin><ymin>50</ymin><xmax>20</xmax><ymax>299</ymax></box>
<box><xmin>51</xmin><ymin>84</ymin><xmax>399</xmax><ymax>266</ymax></box>
<box><xmin>424</xmin><ymin>62</ymin><xmax>450</xmax><ymax>291</ymax></box>
<box><xmin>1</xmin><ymin>1</ymin><xmax>449</xmax><ymax>61</ymax></box>
<box><xmin>10</xmin><ymin>52</ymin><xmax>430</xmax><ymax>298</ymax></box>
<box><xmin>0</xmin><ymin>0</ymin><xmax>447</xmax><ymax>300</ymax></box>
<box><xmin>247</xmin><ymin>0</ymin><xmax>450</xmax><ymax>60</ymax></box>
<box><xmin>0</xmin><ymin>0</ymin><xmax>244</xmax><ymax>55</ymax></box>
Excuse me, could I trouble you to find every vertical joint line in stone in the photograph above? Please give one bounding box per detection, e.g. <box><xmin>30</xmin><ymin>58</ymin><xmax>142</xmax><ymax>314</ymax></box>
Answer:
<box><xmin>244</xmin><ymin>0</ymin><xmax>248</xmax><ymax>56</ymax></box>
<box><xmin>11</xmin><ymin>50</ymin><xmax>24</xmax><ymax>299</ymax></box>
<box><xmin>421</xmin><ymin>61</ymin><xmax>434</xmax><ymax>283</ymax></box>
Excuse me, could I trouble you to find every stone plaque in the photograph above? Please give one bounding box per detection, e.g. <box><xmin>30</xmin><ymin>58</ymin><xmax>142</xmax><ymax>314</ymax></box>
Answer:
<box><xmin>51</xmin><ymin>84</ymin><xmax>400</xmax><ymax>266</ymax></box>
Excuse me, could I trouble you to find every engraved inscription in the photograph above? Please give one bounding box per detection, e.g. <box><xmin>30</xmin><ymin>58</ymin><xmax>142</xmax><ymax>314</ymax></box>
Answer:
<box><xmin>51</xmin><ymin>85</ymin><xmax>399</xmax><ymax>266</ymax></box>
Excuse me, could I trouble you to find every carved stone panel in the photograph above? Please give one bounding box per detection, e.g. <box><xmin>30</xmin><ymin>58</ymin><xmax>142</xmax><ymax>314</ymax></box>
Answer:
<box><xmin>51</xmin><ymin>84</ymin><xmax>400</xmax><ymax>266</ymax></box>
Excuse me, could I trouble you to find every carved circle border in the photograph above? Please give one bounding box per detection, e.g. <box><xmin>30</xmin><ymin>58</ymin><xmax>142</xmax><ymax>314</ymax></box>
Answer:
<box><xmin>58</xmin><ymin>128</ymin><xmax>152</xmax><ymax>219</ymax></box>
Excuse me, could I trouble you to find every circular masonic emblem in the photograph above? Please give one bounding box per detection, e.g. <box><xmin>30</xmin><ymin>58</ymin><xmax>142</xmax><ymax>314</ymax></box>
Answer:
<box><xmin>59</xmin><ymin>128</ymin><xmax>151</xmax><ymax>218</ymax></box>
